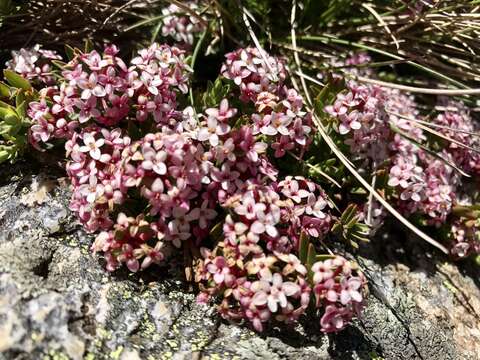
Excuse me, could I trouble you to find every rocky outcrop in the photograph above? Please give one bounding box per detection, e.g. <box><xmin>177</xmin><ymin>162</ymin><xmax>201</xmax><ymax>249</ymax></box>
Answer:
<box><xmin>0</xmin><ymin>161</ymin><xmax>479</xmax><ymax>359</ymax></box>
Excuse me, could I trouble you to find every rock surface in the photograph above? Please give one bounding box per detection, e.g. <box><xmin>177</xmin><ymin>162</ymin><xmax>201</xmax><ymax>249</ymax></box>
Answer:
<box><xmin>0</xmin><ymin>161</ymin><xmax>479</xmax><ymax>360</ymax></box>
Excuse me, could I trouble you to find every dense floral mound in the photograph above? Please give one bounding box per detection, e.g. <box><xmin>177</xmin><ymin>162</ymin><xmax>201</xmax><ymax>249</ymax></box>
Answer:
<box><xmin>13</xmin><ymin>43</ymin><xmax>367</xmax><ymax>333</ymax></box>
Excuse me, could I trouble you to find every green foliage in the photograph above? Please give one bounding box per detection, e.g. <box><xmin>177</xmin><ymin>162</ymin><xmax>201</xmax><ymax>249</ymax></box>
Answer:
<box><xmin>0</xmin><ymin>0</ymin><xmax>14</xmax><ymax>17</ymax></box>
<box><xmin>0</xmin><ymin>74</ymin><xmax>36</xmax><ymax>164</ymax></box>
<box><xmin>298</xmin><ymin>231</ymin><xmax>335</xmax><ymax>281</ymax></box>
<box><xmin>332</xmin><ymin>204</ymin><xmax>370</xmax><ymax>249</ymax></box>
<box><xmin>201</xmin><ymin>78</ymin><xmax>232</xmax><ymax>108</ymax></box>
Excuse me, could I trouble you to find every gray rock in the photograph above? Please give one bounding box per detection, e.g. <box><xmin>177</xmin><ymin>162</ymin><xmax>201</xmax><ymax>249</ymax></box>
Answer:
<box><xmin>0</xmin><ymin>161</ymin><xmax>479</xmax><ymax>359</ymax></box>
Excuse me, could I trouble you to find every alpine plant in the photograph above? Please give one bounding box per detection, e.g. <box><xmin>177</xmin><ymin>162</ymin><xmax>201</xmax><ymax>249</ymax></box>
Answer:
<box><xmin>22</xmin><ymin>44</ymin><xmax>367</xmax><ymax>334</ymax></box>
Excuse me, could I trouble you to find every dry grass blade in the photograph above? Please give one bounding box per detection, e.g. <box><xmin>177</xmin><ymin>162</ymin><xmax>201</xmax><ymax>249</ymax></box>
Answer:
<box><xmin>294</xmin><ymin>35</ymin><xmax>469</xmax><ymax>89</ymax></box>
<box><xmin>353</xmin><ymin>76</ymin><xmax>480</xmax><ymax>95</ymax></box>
<box><xmin>390</xmin><ymin>123</ymin><xmax>471</xmax><ymax>178</ymax></box>
<box><xmin>241</xmin><ymin>7</ymin><xmax>278</xmax><ymax>82</ymax></box>
<box><xmin>412</xmin><ymin>118</ymin><xmax>480</xmax><ymax>138</ymax></box>
<box><xmin>362</xmin><ymin>3</ymin><xmax>400</xmax><ymax>50</ymax></box>
<box><xmin>0</xmin><ymin>0</ymin><xmax>159</xmax><ymax>50</ymax></box>
<box><xmin>166</xmin><ymin>0</ymin><xmax>209</xmax><ymax>28</ymax></box>
<box><xmin>387</xmin><ymin>110</ymin><xmax>480</xmax><ymax>155</ymax></box>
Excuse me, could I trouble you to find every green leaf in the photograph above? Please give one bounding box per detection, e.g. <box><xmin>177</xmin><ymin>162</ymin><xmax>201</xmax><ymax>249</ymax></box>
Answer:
<box><xmin>51</xmin><ymin>60</ymin><xmax>67</xmax><ymax>70</ymax></box>
<box><xmin>0</xmin><ymin>82</ymin><xmax>10</xmax><ymax>98</ymax></box>
<box><xmin>307</xmin><ymin>244</ymin><xmax>317</xmax><ymax>281</ymax></box>
<box><xmin>0</xmin><ymin>0</ymin><xmax>13</xmax><ymax>16</ymax></box>
<box><xmin>0</xmin><ymin>100</ymin><xmax>14</xmax><ymax>110</ymax></box>
<box><xmin>15</xmin><ymin>90</ymin><xmax>25</xmax><ymax>107</ymax></box>
<box><xmin>209</xmin><ymin>221</ymin><xmax>224</xmax><ymax>241</ymax></box>
<box><xmin>0</xmin><ymin>106</ymin><xmax>16</xmax><ymax>119</ymax></box>
<box><xmin>0</xmin><ymin>111</ymin><xmax>21</xmax><ymax>136</ymax></box>
<box><xmin>16</xmin><ymin>100</ymin><xmax>26</xmax><ymax>119</ymax></box>
<box><xmin>3</xmin><ymin>70</ymin><xmax>31</xmax><ymax>90</ymax></box>
<box><xmin>340</xmin><ymin>204</ymin><xmax>357</xmax><ymax>223</ymax></box>
<box><xmin>65</xmin><ymin>44</ymin><xmax>76</xmax><ymax>61</ymax></box>
<box><xmin>299</xmin><ymin>232</ymin><xmax>309</xmax><ymax>263</ymax></box>
<box><xmin>84</xmin><ymin>38</ymin><xmax>94</xmax><ymax>53</ymax></box>
<box><xmin>0</xmin><ymin>148</ymin><xmax>10</xmax><ymax>163</ymax></box>
<box><xmin>307</xmin><ymin>243</ymin><xmax>316</xmax><ymax>268</ymax></box>
<box><xmin>315</xmin><ymin>254</ymin><xmax>335</xmax><ymax>261</ymax></box>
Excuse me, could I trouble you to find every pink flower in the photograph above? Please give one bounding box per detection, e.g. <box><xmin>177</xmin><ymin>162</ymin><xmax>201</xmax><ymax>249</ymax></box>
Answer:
<box><xmin>79</xmin><ymin>175</ymin><xmax>105</xmax><ymax>203</ymax></box>
<box><xmin>340</xmin><ymin>277</ymin><xmax>364</xmax><ymax>305</ymax></box>
<box><xmin>78</xmin><ymin>132</ymin><xmax>105</xmax><ymax>160</ymax></box>
<box><xmin>251</xmin><ymin>273</ymin><xmax>300</xmax><ymax>313</ymax></box>
<box><xmin>260</xmin><ymin>112</ymin><xmax>292</xmax><ymax>136</ymax></box>
<box><xmin>271</xmin><ymin>136</ymin><xmax>294</xmax><ymax>158</ymax></box>
<box><xmin>338</xmin><ymin>110</ymin><xmax>361</xmax><ymax>135</ymax></box>
<box><xmin>234</xmin><ymin>193</ymin><xmax>266</xmax><ymax>220</ymax></box>
<box><xmin>197</xmin><ymin>116</ymin><xmax>231</xmax><ymax>146</ymax></box>
<box><xmin>320</xmin><ymin>305</ymin><xmax>351</xmax><ymax>333</ymax></box>
<box><xmin>207</xmin><ymin>256</ymin><xmax>234</xmax><ymax>286</ymax></box>
<box><xmin>210</xmin><ymin>163</ymin><xmax>240</xmax><ymax>192</ymax></box>
<box><xmin>141</xmin><ymin>147</ymin><xmax>167</xmax><ymax>175</ymax></box>
<box><xmin>77</xmin><ymin>72</ymin><xmax>106</xmax><ymax>100</ymax></box>
<box><xmin>250</xmin><ymin>208</ymin><xmax>280</xmax><ymax>237</ymax></box>
<box><xmin>205</xmin><ymin>99</ymin><xmax>237</xmax><ymax>122</ymax></box>
<box><xmin>187</xmin><ymin>200</ymin><xmax>217</xmax><ymax>229</ymax></box>
<box><xmin>76</xmin><ymin>97</ymin><xmax>101</xmax><ymax>124</ymax></box>
<box><xmin>388</xmin><ymin>157</ymin><xmax>423</xmax><ymax>189</ymax></box>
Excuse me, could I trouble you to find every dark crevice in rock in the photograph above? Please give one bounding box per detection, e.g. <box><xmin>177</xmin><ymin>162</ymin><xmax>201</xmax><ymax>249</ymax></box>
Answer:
<box><xmin>67</xmin><ymin>293</ymin><xmax>97</xmax><ymax>339</ymax></box>
<box><xmin>360</xmin><ymin>264</ymin><xmax>425</xmax><ymax>360</ymax></box>
<box><xmin>32</xmin><ymin>253</ymin><xmax>54</xmax><ymax>279</ymax></box>
<box><xmin>436</xmin><ymin>267</ymin><xmax>480</xmax><ymax>321</ymax></box>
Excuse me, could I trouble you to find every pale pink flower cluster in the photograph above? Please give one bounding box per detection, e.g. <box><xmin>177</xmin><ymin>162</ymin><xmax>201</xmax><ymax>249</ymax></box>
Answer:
<box><xmin>449</xmin><ymin>220</ymin><xmax>480</xmax><ymax>258</ymax></box>
<box><xmin>433</xmin><ymin>99</ymin><xmax>480</xmax><ymax>176</ymax></box>
<box><xmin>28</xmin><ymin>43</ymin><xmax>191</xmax><ymax>148</ymax></box>
<box><xmin>221</xmin><ymin>47</ymin><xmax>287</xmax><ymax>102</ymax></box>
<box><xmin>325</xmin><ymin>81</ymin><xmax>389</xmax><ymax>165</ymax></box>
<box><xmin>386</xmin><ymin>92</ymin><xmax>459</xmax><ymax>226</ymax></box>
<box><xmin>196</xmin><ymin>249</ymin><xmax>311</xmax><ymax>332</ymax></box>
<box><xmin>91</xmin><ymin>132</ymin><xmax>212</xmax><ymax>270</ymax></box>
<box><xmin>160</xmin><ymin>2</ymin><xmax>206</xmax><ymax>47</ymax></box>
<box><xmin>196</xmin><ymin>246</ymin><xmax>366</xmax><ymax>333</ymax></box>
<box><xmin>326</xmin><ymin>63</ymin><xmax>471</xmax><ymax>253</ymax></box>
<box><xmin>312</xmin><ymin>257</ymin><xmax>366</xmax><ymax>333</ymax></box>
<box><xmin>220</xmin><ymin>179</ymin><xmax>331</xmax><ymax>257</ymax></box>
<box><xmin>66</xmin><ymin>127</ymin><xmax>131</xmax><ymax>233</ymax></box>
<box><xmin>222</xmin><ymin>47</ymin><xmax>313</xmax><ymax>157</ymax></box>
<box><xmin>6</xmin><ymin>44</ymin><xmax>61</xmax><ymax>85</ymax></box>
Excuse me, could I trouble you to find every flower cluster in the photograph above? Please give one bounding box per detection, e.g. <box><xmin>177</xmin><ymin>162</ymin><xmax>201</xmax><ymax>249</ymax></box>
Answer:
<box><xmin>325</xmin><ymin>57</ymin><xmax>477</xmax><ymax>256</ymax></box>
<box><xmin>325</xmin><ymin>81</ymin><xmax>389</xmax><ymax>165</ymax></box>
<box><xmin>160</xmin><ymin>1</ymin><xmax>206</xmax><ymax>47</ymax></box>
<box><xmin>28</xmin><ymin>43</ymin><xmax>191</xmax><ymax>148</ymax></box>
<box><xmin>449</xmin><ymin>219</ymin><xmax>480</xmax><ymax>258</ymax></box>
<box><xmin>312</xmin><ymin>257</ymin><xmax>366</xmax><ymax>333</ymax></box>
<box><xmin>432</xmin><ymin>98</ymin><xmax>480</xmax><ymax>176</ymax></box>
<box><xmin>196</xmin><ymin>248</ymin><xmax>311</xmax><ymax>332</ymax></box>
<box><xmin>6</xmin><ymin>44</ymin><xmax>61</xmax><ymax>85</ymax></box>
<box><xmin>66</xmin><ymin>127</ymin><xmax>131</xmax><ymax>233</ymax></box>
<box><xmin>196</xmin><ymin>245</ymin><xmax>365</xmax><ymax>333</ymax></box>
<box><xmin>222</xmin><ymin>47</ymin><xmax>313</xmax><ymax>157</ymax></box>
